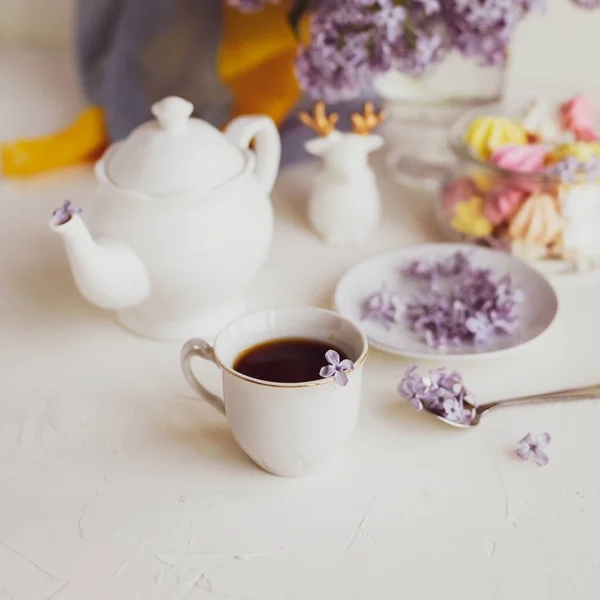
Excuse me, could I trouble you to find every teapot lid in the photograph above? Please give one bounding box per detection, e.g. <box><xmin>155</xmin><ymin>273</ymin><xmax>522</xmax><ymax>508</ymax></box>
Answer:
<box><xmin>104</xmin><ymin>97</ymin><xmax>246</xmax><ymax>196</ymax></box>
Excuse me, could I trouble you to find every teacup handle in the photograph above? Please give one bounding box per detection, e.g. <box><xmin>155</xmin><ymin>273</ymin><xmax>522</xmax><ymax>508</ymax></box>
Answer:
<box><xmin>181</xmin><ymin>338</ymin><xmax>226</xmax><ymax>416</ymax></box>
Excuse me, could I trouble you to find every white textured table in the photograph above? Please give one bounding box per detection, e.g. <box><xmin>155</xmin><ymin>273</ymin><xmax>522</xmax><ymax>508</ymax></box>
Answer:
<box><xmin>2</xmin><ymin>50</ymin><xmax>600</xmax><ymax>600</ymax></box>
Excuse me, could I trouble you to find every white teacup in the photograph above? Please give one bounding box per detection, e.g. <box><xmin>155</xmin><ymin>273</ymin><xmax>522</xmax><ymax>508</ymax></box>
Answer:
<box><xmin>181</xmin><ymin>307</ymin><xmax>368</xmax><ymax>477</ymax></box>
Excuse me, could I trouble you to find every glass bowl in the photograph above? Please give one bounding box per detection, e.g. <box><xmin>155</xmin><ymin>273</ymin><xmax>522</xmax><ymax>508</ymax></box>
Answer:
<box><xmin>438</xmin><ymin>104</ymin><xmax>600</xmax><ymax>274</ymax></box>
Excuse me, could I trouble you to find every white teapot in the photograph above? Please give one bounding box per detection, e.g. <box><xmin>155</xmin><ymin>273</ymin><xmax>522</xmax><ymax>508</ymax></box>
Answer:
<box><xmin>51</xmin><ymin>96</ymin><xmax>280</xmax><ymax>340</ymax></box>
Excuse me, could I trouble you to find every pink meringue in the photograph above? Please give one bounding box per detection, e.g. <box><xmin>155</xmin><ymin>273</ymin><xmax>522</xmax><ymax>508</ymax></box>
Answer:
<box><xmin>442</xmin><ymin>177</ymin><xmax>477</xmax><ymax>213</ymax></box>
<box><xmin>560</xmin><ymin>94</ymin><xmax>597</xmax><ymax>136</ymax></box>
<box><xmin>575</xmin><ymin>127</ymin><xmax>600</xmax><ymax>143</ymax></box>
<box><xmin>489</xmin><ymin>144</ymin><xmax>549</xmax><ymax>173</ymax></box>
<box><xmin>484</xmin><ymin>187</ymin><xmax>527</xmax><ymax>226</ymax></box>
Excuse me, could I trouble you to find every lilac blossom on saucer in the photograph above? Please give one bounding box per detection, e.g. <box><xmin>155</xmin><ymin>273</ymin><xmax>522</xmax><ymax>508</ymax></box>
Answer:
<box><xmin>401</xmin><ymin>252</ymin><xmax>523</xmax><ymax>349</ymax></box>
<box><xmin>319</xmin><ymin>350</ymin><xmax>354</xmax><ymax>386</ymax></box>
<box><xmin>52</xmin><ymin>200</ymin><xmax>82</xmax><ymax>225</ymax></box>
<box><xmin>361</xmin><ymin>287</ymin><xmax>402</xmax><ymax>329</ymax></box>
<box><xmin>515</xmin><ymin>432</ymin><xmax>551</xmax><ymax>467</ymax></box>
<box><xmin>398</xmin><ymin>364</ymin><xmax>476</xmax><ymax>425</ymax></box>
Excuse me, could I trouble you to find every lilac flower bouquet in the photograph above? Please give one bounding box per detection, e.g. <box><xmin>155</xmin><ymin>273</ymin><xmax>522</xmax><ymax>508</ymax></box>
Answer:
<box><xmin>228</xmin><ymin>0</ymin><xmax>600</xmax><ymax>103</ymax></box>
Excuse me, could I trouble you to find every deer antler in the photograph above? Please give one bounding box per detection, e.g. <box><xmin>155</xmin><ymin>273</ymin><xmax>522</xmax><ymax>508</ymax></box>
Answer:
<box><xmin>298</xmin><ymin>102</ymin><xmax>339</xmax><ymax>137</ymax></box>
<box><xmin>351</xmin><ymin>102</ymin><xmax>385</xmax><ymax>136</ymax></box>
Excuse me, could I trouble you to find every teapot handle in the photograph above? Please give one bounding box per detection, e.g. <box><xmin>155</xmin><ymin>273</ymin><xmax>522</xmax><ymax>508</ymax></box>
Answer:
<box><xmin>225</xmin><ymin>116</ymin><xmax>281</xmax><ymax>194</ymax></box>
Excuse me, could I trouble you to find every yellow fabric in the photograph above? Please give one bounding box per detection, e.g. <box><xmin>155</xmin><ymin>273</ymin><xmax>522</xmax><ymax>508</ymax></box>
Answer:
<box><xmin>218</xmin><ymin>3</ymin><xmax>303</xmax><ymax>124</ymax></box>
<box><xmin>1</xmin><ymin>106</ymin><xmax>107</xmax><ymax>177</ymax></box>
<box><xmin>1</xmin><ymin>3</ymin><xmax>301</xmax><ymax>177</ymax></box>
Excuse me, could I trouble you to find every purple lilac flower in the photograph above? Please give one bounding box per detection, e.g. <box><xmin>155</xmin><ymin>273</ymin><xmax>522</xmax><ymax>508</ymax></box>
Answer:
<box><xmin>295</xmin><ymin>0</ymin><xmax>410</xmax><ymax>103</ymax></box>
<box><xmin>226</xmin><ymin>0</ymin><xmax>279</xmax><ymax>12</ymax></box>
<box><xmin>515</xmin><ymin>432</ymin><xmax>551</xmax><ymax>466</ymax></box>
<box><xmin>398</xmin><ymin>364</ymin><xmax>427</xmax><ymax>410</ymax></box>
<box><xmin>319</xmin><ymin>349</ymin><xmax>355</xmax><ymax>386</ymax></box>
<box><xmin>230</xmin><ymin>0</ymin><xmax>599</xmax><ymax>101</ymax></box>
<box><xmin>545</xmin><ymin>155</ymin><xmax>600</xmax><ymax>183</ymax></box>
<box><xmin>402</xmin><ymin>260</ymin><xmax>433</xmax><ymax>280</ymax></box>
<box><xmin>398</xmin><ymin>364</ymin><xmax>476</xmax><ymax>424</ymax></box>
<box><xmin>446</xmin><ymin>0</ymin><xmax>545</xmax><ymax>67</ymax></box>
<box><xmin>361</xmin><ymin>287</ymin><xmax>403</xmax><ymax>329</ymax></box>
<box><xmin>52</xmin><ymin>201</ymin><xmax>82</xmax><ymax>226</ymax></box>
<box><xmin>402</xmin><ymin>252</ymin><xmax>523</xmax><ymax>348</ymax></box>
<box><xmin>571</xmin><ymin>0</ymin><xmax>600</xmax><ymax>7</ymax></box>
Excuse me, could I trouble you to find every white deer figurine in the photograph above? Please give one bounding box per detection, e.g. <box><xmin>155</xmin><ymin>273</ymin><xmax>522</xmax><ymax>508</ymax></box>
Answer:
<box><xmin>299</xmin><ymin>102</ymin><xmax>385</xmax><ymax>246</ymax></box>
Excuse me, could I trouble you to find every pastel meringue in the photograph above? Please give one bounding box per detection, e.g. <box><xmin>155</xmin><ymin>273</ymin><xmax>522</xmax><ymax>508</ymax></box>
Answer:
<box><xmin>559</xmin><ymin>94</ymin><xmax>596</xmax><ymax>135</ymax></box>
<box><xmin>519</xmin><ymin>98</ymin><xmax>563</xmax><ymax>143</ymax></box>
<box><xmin>469</xmin><ymin>169</ymin><xmax>497</xmax><ymax>194</ymax></box>
<box><xmin>484</xmin><ymin>187</ymin><xmax>527</xmax><ymax>226</ymax></box>
<box><xmin>489</xmin><ymin>144</ymin><xmax>549</xmax><ymax>173</ymax></box>
<box><xmin>508</xmin><ymin>193</ymin><xmax>563</xmax><ymax>260</ymax></box>
<box><xmin>450</xmin><ymin>196</ymin><xmax>493</xmax><ymax>238</ymax></box>
<box><xmin>574</xmin><ymin>127</ymin><xmax>600</xmax><ymax>143</ymax></box>
<box><xmin>559</xmin><ymin>182</ymin><xmax>600</xmax><ymax>270</ymax></box>
<box><xmin>442</xmin><ymin>177</ymin><xmax>477</xmax><ymax>213</ymax></box>
<box><xmin>464</xmin><ymin>116</ymin><xmax>527</xmax><ymax>160</ymax></box>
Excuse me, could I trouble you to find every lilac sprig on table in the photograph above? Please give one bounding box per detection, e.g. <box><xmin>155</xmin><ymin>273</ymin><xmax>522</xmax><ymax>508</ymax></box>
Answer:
<box><xmin>319</xmin><ymin>349</ymin><xmax>354</xmax><ymax>386</ymax></box>
<box><xmin>398</xmin><ymin>364</ymin><xmax>476</xmax><ymax>425</ymax></box>
<box><xmin>401</xmin><ymin>252</ymin><xmax>523</xmax><ymax>349</ymax></box>
<box><xmin>515</xmin><ymin>432</ymin><xmax>551</xmax><ymax>466</ymax></box>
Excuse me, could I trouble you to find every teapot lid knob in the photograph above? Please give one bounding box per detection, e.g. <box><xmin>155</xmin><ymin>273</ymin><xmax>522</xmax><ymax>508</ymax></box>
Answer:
<box><xmin>151</xmin><ymin>97</ymin><xmax>194</xmax><ymax>132</ymax></box>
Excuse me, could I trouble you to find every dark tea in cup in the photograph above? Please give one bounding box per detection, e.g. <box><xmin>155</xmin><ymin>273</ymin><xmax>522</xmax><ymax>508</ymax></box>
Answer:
<box><xmin>233</xmin><ymin>338</ymin><xmax>349</xmax><ymax>384</ymax></box>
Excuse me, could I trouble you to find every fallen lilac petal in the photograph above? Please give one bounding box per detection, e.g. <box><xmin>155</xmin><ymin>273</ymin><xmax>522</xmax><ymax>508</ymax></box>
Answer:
<box><xmin>339</xmin><ymin>359</ymin><xmax>355</xmax><ymax>371</ymax></box>
<box><xmin>319</xmin><ymin>365</ymin><xmax>336</xmax><ymax>379</ymax></box>
<box><xmin>325</xmin><ymin>349</ymin><xmax>340</xmax><ymax>366</ymax></box>
<box><xmin>334</xmin><ymin>369</ymin><xmax>349</xmax><ymax>387</ymax></box>
<box><xmin>515</xmin><ymin>445</ymin><xmax>532</xmax><ymax>461</ymax></box>
<box><xmin>407</xmin><ymin>395</ymin><xmax>424</xmax><ymax>411</ymax></box>
<box><xmin>535</xmin><ymin>432</ymin><xmax>551</xmax><ymax>448</ymax></box>
<box><xmin>532</xmin><ymin>448</ymin><xmax>550</xmax><ymax>467</ymax></box>
<box><xmin>361</xmin><ymin>287</ymin><xmax>403</xmax><ymax>329</ymax></box>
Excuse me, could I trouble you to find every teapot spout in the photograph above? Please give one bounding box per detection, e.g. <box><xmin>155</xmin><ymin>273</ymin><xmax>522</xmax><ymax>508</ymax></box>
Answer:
<box><xmin>50</xmin><ymin>213</ymin><xmax>151</xmax><ymax>310</ymax></box>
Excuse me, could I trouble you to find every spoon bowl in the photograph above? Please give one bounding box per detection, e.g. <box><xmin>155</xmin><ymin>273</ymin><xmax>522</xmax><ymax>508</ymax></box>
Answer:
<box><xmin>424</xmin><ymin>383</ymin><xmax>600</xmax><ymax>428</ymax></box>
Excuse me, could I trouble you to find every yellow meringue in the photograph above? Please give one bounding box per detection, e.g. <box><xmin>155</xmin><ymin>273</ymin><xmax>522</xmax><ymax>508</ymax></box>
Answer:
<box><xmin>464</xmin><ymin>116</ymin><xmax>527</xmax><ymax>160</ymax></box>
<box><xmin>470</xmin><ymin>169</ymin><xmax>498</xmax><ymax>193</ymax></box>
<box><xmin>545</xmin><ymin>141</ymin><xmax>600</xmax><ymax>165</ymax></box>
<box><xmin>451</xmin><ymin>196</ymin><xmax>493</xmax><ymax>238</ymax></box>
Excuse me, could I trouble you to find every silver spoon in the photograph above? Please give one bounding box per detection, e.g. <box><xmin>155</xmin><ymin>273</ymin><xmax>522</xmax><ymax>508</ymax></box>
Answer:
<box><xmin>429</xmin><ymin>383</ymin><xmax>600</xmax><ymax>429</ymax></box>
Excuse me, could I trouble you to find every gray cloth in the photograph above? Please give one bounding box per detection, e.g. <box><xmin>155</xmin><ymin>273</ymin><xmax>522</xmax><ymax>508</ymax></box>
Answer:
<box><xmin>75</xmin><ymin>0</ymin><xmax>375</xmax><ymax>166</ymax></box>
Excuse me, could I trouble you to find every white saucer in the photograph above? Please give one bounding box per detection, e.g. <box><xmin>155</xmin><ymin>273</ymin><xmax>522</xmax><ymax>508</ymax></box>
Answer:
<box><xmin>334</xmin><ymin>243</ymin><xmax>559</xmax><ymax>360</ymax></box>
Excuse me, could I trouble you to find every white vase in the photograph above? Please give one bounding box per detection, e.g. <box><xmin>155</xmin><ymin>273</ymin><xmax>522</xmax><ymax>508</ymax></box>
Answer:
<box><xmin>375</xmin><ymin>53</ymin><xmax>506</xmax><ymax>192</ymax></box>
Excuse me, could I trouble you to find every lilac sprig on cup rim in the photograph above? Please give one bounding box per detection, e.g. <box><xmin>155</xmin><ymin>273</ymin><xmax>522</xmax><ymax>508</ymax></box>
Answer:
<box><xmin>319</xmin><ymin>350</ymin><xmax>354</xmax><ymax>387</ymax></box>
<box><xmin>52</xmin><ymin>200</ymin><xmax>82</xmax><ymax>226</ymax></box>
<box><xmin>402</xmin><ymin>252</ymin><xmax>523</xmax><ymax>349</ymax></box>
<box><xmin>398</xmin><ymin>365</ymin><xmax>476</xmax><ymax>425</ymax></box>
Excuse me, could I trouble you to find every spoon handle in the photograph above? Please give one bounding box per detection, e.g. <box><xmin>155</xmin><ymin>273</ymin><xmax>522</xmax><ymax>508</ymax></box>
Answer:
<box><xmin>478</xmin><ymin>383</ymin><xmax>600</xmax><ymax>415</ymax></box>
